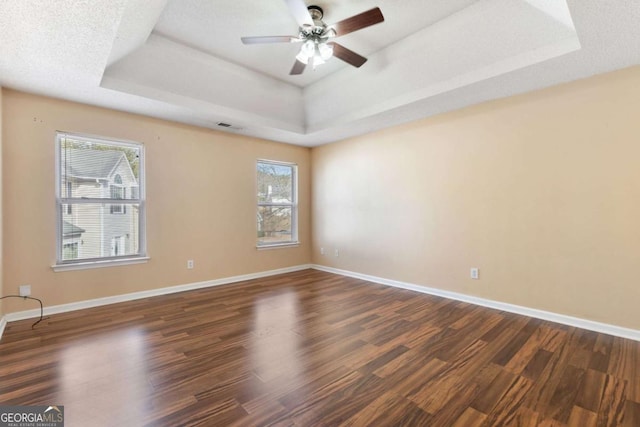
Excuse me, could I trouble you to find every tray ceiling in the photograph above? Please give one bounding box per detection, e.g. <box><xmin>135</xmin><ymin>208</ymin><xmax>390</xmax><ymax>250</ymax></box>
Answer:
<box><xmin>1</xmin><ymin>0</ymin><xmax>639</xmax><ymax>146</ymax></box>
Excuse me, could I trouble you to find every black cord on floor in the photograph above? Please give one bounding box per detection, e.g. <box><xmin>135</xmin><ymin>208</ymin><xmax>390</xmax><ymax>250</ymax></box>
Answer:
<box><xmin>0</xmin><ymin>295</ymin><xmax>49</xmax><ymax>329</ymax></box>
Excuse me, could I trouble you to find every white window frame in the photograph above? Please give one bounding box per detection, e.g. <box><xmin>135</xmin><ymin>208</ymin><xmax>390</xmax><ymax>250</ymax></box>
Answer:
<box><xmin>54</xmin><ymin>132</ymin><xmax>148</xmax><ymax>271</ymax></box>
<box><xmin>256</xmin><ymin>159</ymin><xmax>299</xmax><ymax>249</ymax></box>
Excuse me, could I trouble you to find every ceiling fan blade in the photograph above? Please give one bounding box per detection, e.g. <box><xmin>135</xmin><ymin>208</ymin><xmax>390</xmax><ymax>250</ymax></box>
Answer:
<box><xmin>290</xmin><ymin>59</ymin><xmax>307</xmax><ymax>75</ymax></box>
<box><xmin>328</xmin><ymin>42</ymin><xmax>367</xmax><ymax>68</ymax></box>
<box><xmin>241</xmin><ymin>36</ymin><xmax>299</xmax><ymax>44</ymax></box>
<box><xmin>283</xmin><ymin>0</ymin><xmax>314</xmax><ymax>27</ymax></box>
<box><xmin>329</xmin><ymin>7</ymin><xmax>384</xmax><ymax>37</ymax></box>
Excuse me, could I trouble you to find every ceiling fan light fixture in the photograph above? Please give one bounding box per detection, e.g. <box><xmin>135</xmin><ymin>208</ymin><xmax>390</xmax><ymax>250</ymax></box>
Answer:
<box><xmin>296</xmin><ymin>39</ymin><xmax>317</xmax><ymax>65</ymax></box>
<box><xmin>302</xmin><ymin>40</ymin><xmax>315</xmax><ymax>55</ymax></box>
<box><xmin>318</xmin><ymin>42</ymin><xmax>333</xmax><ymax>60</ymax></box>
<box><xmin>295</xmin><ymin>51</ymin><xmax>309</xmax><ymax>64</ymax></box>
<box><xmin>312</xmin><ymin>53</ymin><xmax>325</xmax><ymax>70</ymax></box>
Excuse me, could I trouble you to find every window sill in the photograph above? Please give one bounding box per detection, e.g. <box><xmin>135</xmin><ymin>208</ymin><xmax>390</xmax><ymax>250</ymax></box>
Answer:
<box><xmin>52</xmin><ymin>256</ymin><xmax>150</xmax><ymax>272</ymax></box>
<box><xmin>256</xmin><ymin>242</ymin><xmax>300</xmax><ymax>250</ymax></box>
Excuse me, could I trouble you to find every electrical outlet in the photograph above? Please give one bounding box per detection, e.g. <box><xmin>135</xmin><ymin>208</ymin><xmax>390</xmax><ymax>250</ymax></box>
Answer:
<box><xmin>187</xmin><ymin>260</ymin><xmax>194</xmax><ymax>269</ymax></box>
<box><xmin>470</xmin><ymin>268</ymin><xmax>479</xmax><ymax>280</ymax></box>
<box><xmin>19</xmin><ymin>285</ymin><xmax>31</xmax><ymax>297</ymax></box>
<box><xmin>334</xmin><ymin>249</ymin><xmax>339</xmax><ymax>257</ymax></box>
<box><xmin>320</xmin><ymin>247</ymin><xmax>325</xmax><ymax>255</ymax></box>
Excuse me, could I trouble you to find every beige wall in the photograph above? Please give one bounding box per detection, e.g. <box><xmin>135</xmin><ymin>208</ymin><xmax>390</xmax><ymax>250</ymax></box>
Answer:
<box><xmin>2</xmin><ymin>90</ymin><xmax>311</xmax><ymax>313</ymax></box>
<box><xmin>312</xmin><ymin>66</ymin><xmax>640</xmax><ymax>330</ymax></box>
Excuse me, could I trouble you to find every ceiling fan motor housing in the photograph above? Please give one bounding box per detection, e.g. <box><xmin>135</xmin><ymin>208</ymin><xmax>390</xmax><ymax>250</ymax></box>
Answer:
<box><xmin>300</xmin><ymin>5</ymin><xmax>332</xmax><ymax>40</ymax></box>
<box><xmin>307</xmin><ymin>5</ymin><xmax>324</xmax><ymax>21</ymax></box>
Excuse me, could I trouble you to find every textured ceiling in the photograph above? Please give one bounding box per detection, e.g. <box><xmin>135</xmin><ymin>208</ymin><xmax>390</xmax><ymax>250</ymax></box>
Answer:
<box><xmin>0</xmin><ymin>0</ymin><xmax>639</xmax><ymax>147</ymax></box>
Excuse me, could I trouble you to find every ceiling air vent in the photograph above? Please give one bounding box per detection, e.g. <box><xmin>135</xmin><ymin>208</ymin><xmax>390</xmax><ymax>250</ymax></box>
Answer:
<box><xmin>215</xmin><ymin>122</ymin><xmax>244</xmax><ymax>131</ymax></box>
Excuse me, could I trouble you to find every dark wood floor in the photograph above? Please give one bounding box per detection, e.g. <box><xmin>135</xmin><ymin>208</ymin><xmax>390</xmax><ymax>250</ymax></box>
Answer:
<box><xmin>1</xmin><ymin>269</ymin><xmax>639</xmax><ymax>426</ymax></box>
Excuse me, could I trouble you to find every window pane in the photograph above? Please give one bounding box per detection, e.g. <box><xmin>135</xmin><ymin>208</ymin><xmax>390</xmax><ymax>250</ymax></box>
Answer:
<box><xmin>257</xmin><ymin>163</ymin><xmax>292</xmax><ymax>203</ymax></box>
<box><xmin>60</xmin><ymin>138</ymin><xmax>140</xmax><ymax>200</ymax></box>
<box><xmin>61</xmin><ymin>203</ymin><xmax>140</xmax><ymax>261</ymax></box>
<box><xmin>62</xmin><ymin>243</ymin><xmax>79</xmax><ymax>260</ymax></box>
<box><xmin>257</xmin><ymin>206</ymin><xmax>292</xmax><ymax>245</ymax></box>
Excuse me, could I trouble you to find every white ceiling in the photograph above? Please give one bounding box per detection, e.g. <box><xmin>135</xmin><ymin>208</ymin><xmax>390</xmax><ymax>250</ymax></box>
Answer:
<box><xmin>0</xmin><ymin>0</ymin><xmax>639</xmax><ymax>147</ymax></box>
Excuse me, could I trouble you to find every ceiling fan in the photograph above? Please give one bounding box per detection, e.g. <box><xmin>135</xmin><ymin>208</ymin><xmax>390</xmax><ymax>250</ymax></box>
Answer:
<box><xmin>241</xmin><ymin>0</ymin><xmax>385</xmax><ymax>75</ymax></box>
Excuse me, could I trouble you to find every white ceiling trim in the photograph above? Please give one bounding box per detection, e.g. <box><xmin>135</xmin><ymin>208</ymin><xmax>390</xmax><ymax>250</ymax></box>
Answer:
<box><xmin>103</xmin><ymin>33</ymin><xmax>305</xmax><ymax>133</ymax></box>
<box><xmin>106</xmin><ymin>0</ymin><xmax>169</xmax><ymax>66</ymax></box>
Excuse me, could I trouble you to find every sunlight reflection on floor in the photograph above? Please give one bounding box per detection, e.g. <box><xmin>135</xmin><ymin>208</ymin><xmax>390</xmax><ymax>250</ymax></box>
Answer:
<box><xmin>250</xmin><ymin>290</ymin><xmax>303</xmax><ymax>384</ymax></box>
<box><xmin>59</xmin><ymin>328</ymin><xmax>149</xmax><ymax>425</ymax></box>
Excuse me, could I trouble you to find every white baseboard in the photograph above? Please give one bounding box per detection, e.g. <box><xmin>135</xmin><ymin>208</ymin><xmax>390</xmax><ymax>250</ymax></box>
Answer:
<box><xmin>0</xmin><ymin>316</ymin><xmax>7</xmax><ymax>342</ymax></box>
<box><xmin>312</xmin><ymin>264</ymin><xmax>640</xmax><ymax>342</ymax></box>
<box><xmin>4</xmin><ymin>264</ymin><xmax>312</xmax><ymax>324</ymax></box>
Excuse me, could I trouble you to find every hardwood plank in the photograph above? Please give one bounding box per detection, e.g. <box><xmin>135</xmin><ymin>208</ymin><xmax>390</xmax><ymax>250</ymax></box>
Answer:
<box><xmin>596</xmin><ymin>374</ymin><xmax>627</xmax><ymax>427</ymax></box>
<box><xmin>616</xmin><ymin>340</ymin><xmax>640</xmax><ymax>402</ymax></box>
<box><xmin>523</xmin><ymin>348</ymin><xmax>554</xmax><ymax>381</ymax></box>
<box><xmin>590</xmin><ymin>333</ymin><xmax>614</xmax><ymax>373</ymax></box>
<box><xmin>505</xmin><ymin>327</ymin><xmax>550</xmax><ymax>375</ymax></box>
<box><xmin>524</xmin><ymin>328</ymin><xmax>583</xmax><ymax>414</ymax></box>
<box><xmin>622</xmin><ymin>400</ymin><xmax>640</xmax><ymax>427</ymax></box>
<box><xmin>470</xmin><ymin>368</ymin><xmax>517</xmax><ymax>414</ymax></box>
<box><xmin>575</xmin><ymin>369</ymin><xmax>606</xmax><ymax>413</ymax></box>
<box><xmin>492</xmin><ymin>329</ymin><xmax>535</xmax><ymax>366</ymax></box>
<box><xmin>569</xmin><ymin>348</ymin><xmax>593</xmax><ymax>370</ymax></box>
<box><xmin>408</xmin><ymin>339</ymin><xmax>488</xmax><ymax>413</ymax></box>
<box><xmin>567</xmin><ymin>405</ymin><xmax>598</xmax><ymax>427</ymax></box>
<box><xmin>341</xmin><ymin>391</ymin><xmax>433</xmax><ymax>426</ymax></box>
<box><xmin>513</xmin><ymin>406</ymin><xmax>543</xmax><ymax>427</ymax></box>
<box><xmin>547</xmin><ymin>364</ymin><xmax>586</xmax><ymax>423</ymax></box>
<box><xmin>483</xmin><ymin>375</ymin><xmax>534</xmax><ymax>426</ymax></box>
<box><xmin>451</xmin><ymin>407</ymin><xmax>486</xmax><ymax>427</ymax></box>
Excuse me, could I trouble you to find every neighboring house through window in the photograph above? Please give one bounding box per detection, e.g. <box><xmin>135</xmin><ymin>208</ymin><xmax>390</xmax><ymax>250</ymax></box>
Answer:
<box><xmin>55</xmin><ymin>132</ymin><xmax>146</xmax><ymax>268</ymax></box>
<box><xmin>256</xmin><ymin>160</ymin><xmax>298</xmax><ymax>247</ymax></box>
<box><xmin>63</xmin><ymin>242</ymin><xmax>79</xmax><ymax>259</ymax></box>
<box><xmin>61</xmin><ymin>221</ymin><xmax>84</xmax><ymax>261</ymax></box>
<box><xmin>110</xmin><ymin>235</ymin><xmax>126</xmax><ymax>256</ymax></box>
<box><xmin>110</xmin><ymin>174</ymin><xmax>126</xmax><ymax>214</ymax></box>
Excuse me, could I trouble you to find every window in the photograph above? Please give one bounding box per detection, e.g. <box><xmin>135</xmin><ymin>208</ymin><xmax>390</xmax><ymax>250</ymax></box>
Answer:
<box><xmin>55</xmin><ymin>132</ymin><xmax>146</xmax><ymax>268</ymax></box>
<box><xmin>257</xmin><ymin>160</ymin><xmax>298</xmax><ymax>247</ymax></box>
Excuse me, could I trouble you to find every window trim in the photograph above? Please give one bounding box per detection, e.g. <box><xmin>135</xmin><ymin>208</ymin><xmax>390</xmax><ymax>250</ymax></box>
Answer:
<box><xmin>256</xmin><ymin>159</ymin><xmax>299</xmax><ymax>248</ymax></box>
<box><xmin>54</xmin><ymin>131</ymin><xmax>148</xmax><ymax>270</ymax></box>
<box><xmin>52</xmin><ymin>256</ymin><xmax>150</xmax><ymax>272</ymax></box>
